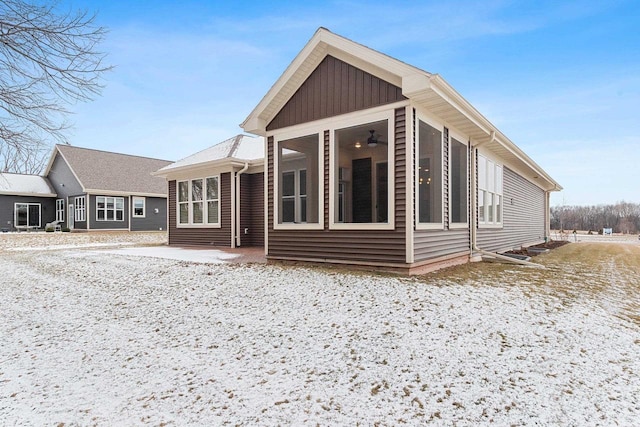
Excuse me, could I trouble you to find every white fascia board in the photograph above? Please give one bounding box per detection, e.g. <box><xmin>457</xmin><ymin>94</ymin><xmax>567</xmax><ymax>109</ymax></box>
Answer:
<box><xmin>428</xmin><ymin>75</ymin><xmax>561</xmax><ymax>191</ymax></box>
<box><xmin>155</xmin><ymin>157</ymin><xmax>265</xmax><ymax>181</ymax></box>
<box><xmin>0</xmin><ymin>191</ymin><xmax>57</xmax><ymax>197</ymax></box>
<box><xmin>84</xmin><ymin>189</ymin><xmax>166</xmax><ymax>198</ymax></box>
<box><xmin>241</xmin><ymin>29</ymin><xmax>327</xmax><ymax>133</ymax></box>
<box><xmin>42</xmin><ymin>145</ymin><xmax>60</xmax><ymax>176</ymax></box>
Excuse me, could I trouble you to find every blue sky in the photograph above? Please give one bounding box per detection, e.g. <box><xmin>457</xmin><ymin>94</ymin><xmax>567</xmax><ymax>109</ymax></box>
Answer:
<box><xmin>59</xmin><ymin>0</ymin><xmax>639</xmax><ymax>207</ymax></box>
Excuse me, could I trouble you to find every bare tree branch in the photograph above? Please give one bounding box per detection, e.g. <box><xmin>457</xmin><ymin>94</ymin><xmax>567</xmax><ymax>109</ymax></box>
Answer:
<box><xmin>0</xmin><ymin>0</ymin><xmax>112</xmax><ymax>173</ymax></box>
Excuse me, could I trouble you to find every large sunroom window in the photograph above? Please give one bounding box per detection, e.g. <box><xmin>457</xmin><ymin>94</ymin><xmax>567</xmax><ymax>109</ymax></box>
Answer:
<box><xmin>450</xmin><ymin>137</ymin><xmax>468</xmax><ymax>226</ymax></box>
<box><xmin>276</xmin><ymin>134</ymin><xmax>319</xmax><ymax>226</ymax></box>
<box><xmin>333</xmin><ymin>119</ymin><xmax>389</xmax><ymax>225</ymax></box>
<box><xmin>478</xmin><ymin>154</ymin><xmax>503</xmax><ymax>226</ymax></box>
<box><xmin>417</xmin><ymin>120</ymin><xmax>443</xmax><ymax>225</ymax></box>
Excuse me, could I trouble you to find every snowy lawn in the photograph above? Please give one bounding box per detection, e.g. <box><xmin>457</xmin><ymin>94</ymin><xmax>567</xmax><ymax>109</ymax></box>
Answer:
<box><xmin>1</xmin><ymin>235</ymin><xmax>639</xmax><ymax>425</ymax></box>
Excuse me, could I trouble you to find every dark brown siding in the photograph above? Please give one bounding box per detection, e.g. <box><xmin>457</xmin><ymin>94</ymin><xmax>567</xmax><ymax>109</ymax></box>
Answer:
<box><xmin>239</xmin><ymin>172</ymin><xmax>264</xmax><ymax>247</ymax></box>
<box><xmin>267</xmin><ymin>108</ymin><xmax>407</xmax><ymax>265</ymax></box>
<box><xmin>267</xmin><ymin>55</ymin><xmax>407</xmax><ymax>131</ymax></box>
<box><xmin>168</xmin><ymin>173</ymin><xmax>232</xmax><ymax>247</ymax></box>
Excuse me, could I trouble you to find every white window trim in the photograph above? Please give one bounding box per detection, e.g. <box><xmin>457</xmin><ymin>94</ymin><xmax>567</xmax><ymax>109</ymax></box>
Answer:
<box><xmin>477</xmin><ymin>152</ymin><xmax>504</xmax><ymax>229</ymax></box>
<box><xmin>56</xmin><ymin>199</ymin><xmax>65</xmax><ymax>222</ymax></box>
<box><xmin>449</xmin><ymin>131</ymin><xmax>470</xmax><ymax>229</ymax></box>
<box><xmin>176</xmin><ymin>176</ymin><xmax>221</xmax><ymax>228</ymax></box>
<box><xmin>74</xmin><ymin>196</ymin><xmax>86</xmax><ymax>222</ymax></box>
<box><xmin>14</xmin><ymin>202</ymin><xmax>41</xmax><ymax>228</ymax></box>
<box><xmin>328</xmin><ymin>109</ymin><xmax>395</xmax><ymax>231</ymax></box>
<box><xmin>415</xmin><ymin>113</ymin><xmax>445</xmax><ymax>231</ymax></box>
<box><xmin>132</xmin><ymin>196</ymin><xmax>145</xmax><ymax>218</ymax></box>
<box><xmin>273</xmin><ymin>131</ymin><xmax>324</xmax><ymax>231</ymax></box>
<box><xmin>96</xmin><ymin>196</ymin><xmax>125</xmax><ymax>222</ymax></box>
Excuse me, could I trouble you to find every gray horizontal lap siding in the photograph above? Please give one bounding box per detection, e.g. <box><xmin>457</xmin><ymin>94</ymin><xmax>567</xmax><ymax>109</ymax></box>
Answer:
<box><xmin>0</xmin><ymin>195</ymin><xmax>56</xmax><ymax>230</ymax></box>
<box><xmin>168</xmin><ymin>173</ymin><xmax>233</xmax><ymax>247</ymax></box>
<box><xmin>476</xmin><ymin>167</ymin><xmax>545</xmax><ymax>252</ymax></box>
<box><xmin>46</xmin><ymin>152</ymin><xmax>83</xmax><ymax>199</ymax></box>
<box><xmin>130</xmin><ymin>196</ymin><xmax>167</xmax><ymax>231</ymax></box>
<box><xmin>267</xmin><ymin>108</ymin><xmax>407</xmax><ymax>264</ymax></box>
<box><xmin>88</xmin><ymin>195</ymin><xmax>129</xmax><ymax>230</ymax></box>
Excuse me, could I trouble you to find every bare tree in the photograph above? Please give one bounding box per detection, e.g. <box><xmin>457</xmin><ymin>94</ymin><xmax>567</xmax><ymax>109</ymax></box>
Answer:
<box><xmin>0</xmin><ymin>0</ymin><xmax>111</xmax><ymax>173</ymax></box>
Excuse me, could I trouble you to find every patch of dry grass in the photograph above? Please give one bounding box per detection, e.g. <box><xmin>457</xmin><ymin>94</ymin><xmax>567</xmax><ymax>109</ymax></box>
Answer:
<box><xmin>419</xmin><ymin>242</ymin><xmax>640</xmax><ymax>325</ymax></box>
<box><xmin>0</xmin><ymin>231</ymin><xmax>167</xmax><ymax>251</ymax></box>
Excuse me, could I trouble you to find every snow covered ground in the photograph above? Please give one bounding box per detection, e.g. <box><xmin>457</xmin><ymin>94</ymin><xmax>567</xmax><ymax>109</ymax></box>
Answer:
<box><xmin>1</xmin><ymin>234</ymin><xmax>639</xmax><ymax>425</ymax></box>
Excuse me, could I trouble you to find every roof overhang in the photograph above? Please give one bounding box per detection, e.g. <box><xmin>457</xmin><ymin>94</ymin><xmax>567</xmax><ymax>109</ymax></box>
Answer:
<box><xmin>407</xmin><ymin>74</ymin><xmax>561</xmax><ymax>191</ymax></box>
<box><xmin>241</xmin><ymin>27</ymin><xmax>561</xmax><ymax>192</ymax></box>
<box><xmin>152</xmin><ymin>157</ymin><xmax>264</xmax><ymax>180</ymax></box>
<box><xmin>0</xmin><ymin>191</ymin><xmax>57</xmax><ymax>198</ymax></box>
<box><xmin>84</xmin><ymin>190</ymin><xmax>166</xmax><ymax>198</ymax></box>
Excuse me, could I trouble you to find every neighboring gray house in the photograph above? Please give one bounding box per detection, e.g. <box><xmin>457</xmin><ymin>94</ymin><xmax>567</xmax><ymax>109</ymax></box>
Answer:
<box><xmin>238</xmin><ymin>27</ymin><xmax>562</xmax><ymax>273</ymax></box>
<box><xmin>40</xmin><ymin>145</ymin><xmax>172</xmax><ymax>231</ymax></box>
<box><xmin>0</xmin><ymin>172</ymin><xmax>57</xmax><ymax>231</ymax></box>
<box><xmin>153</xmin><ymin>134</ymin><xmax>264</xmax><ymax>247</ymax></box>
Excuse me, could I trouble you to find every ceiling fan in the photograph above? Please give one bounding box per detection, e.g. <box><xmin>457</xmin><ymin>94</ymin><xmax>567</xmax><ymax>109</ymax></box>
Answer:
<box><xmin>367</xmin><ymin>129</ymin><xmax>386</xmax><ymax>147</ymax></box>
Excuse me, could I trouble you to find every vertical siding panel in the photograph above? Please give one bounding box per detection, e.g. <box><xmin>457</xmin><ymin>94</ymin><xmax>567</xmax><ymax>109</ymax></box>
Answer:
<box><xmin>268</xmin><ymin>55</ymin><xmax>407</xmax><ymax>131</ymax></box>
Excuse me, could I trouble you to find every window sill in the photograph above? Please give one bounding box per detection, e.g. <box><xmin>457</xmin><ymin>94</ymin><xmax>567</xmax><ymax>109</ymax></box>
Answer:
<box><xmin>274</xmin><ymin>223</ymin><xmax>324</xmax><ymax>231</ymax></box>
<box><xmin>330</xmin><ymin>222</ymin><xmax>395</xmax><ymax>231</ymax></box>
<box><xmin>177</xmin><ymin>223</ymin><xmax>222</xmax><ymax>229</ymax></box>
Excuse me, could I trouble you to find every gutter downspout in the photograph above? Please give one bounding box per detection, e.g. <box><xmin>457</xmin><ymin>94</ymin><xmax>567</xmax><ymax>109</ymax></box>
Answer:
<box><xmin>235</xmin><ymin>162</ymin><xmax>249</xmax><ymax>247</ymax></box>
<box><xmin>470</xmin><ymin>132</ymin><xmax>544</xmax><ymax>269</ymax></box>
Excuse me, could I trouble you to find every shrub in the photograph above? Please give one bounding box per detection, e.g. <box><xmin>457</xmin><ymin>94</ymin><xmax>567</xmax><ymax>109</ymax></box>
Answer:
<box><xmin>62</xmin><ymin>227</ymin><xmax>71</xmax><ymax>232</ymax></box>
<box><xmin>45</xmin><ymin>227</ymin><xmax>54</xmax><ymax>232</ymax></box>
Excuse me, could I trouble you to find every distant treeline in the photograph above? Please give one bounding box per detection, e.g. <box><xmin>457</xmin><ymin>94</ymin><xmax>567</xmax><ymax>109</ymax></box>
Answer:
<box><xmin>551</xmin><ymin>201</ymin><xmax>640</xmax><ymax>234</ymax></box>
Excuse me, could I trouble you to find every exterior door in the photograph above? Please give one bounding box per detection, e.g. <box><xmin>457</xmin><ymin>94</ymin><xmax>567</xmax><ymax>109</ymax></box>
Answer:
<box><xmin>68</xmin><ymin>203</ymin><xmax>74</xmax><ymax>230</ymax></box>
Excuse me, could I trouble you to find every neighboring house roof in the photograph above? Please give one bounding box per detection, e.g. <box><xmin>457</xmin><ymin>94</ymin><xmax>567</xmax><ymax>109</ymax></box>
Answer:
<box><xmin>44</xmin><ymin>145</ymin><xmax>172</xmax><ymax>197</ymax></box>
<box><xmin>153</xmin><ymin>134</ymin><xmax>264</xmax><ymax>177</ymax></box>
<box><xmin>0</xmin><ymin>172</ymin><xmax>57</xmax><ymax>197</ymax></box>
<box><xmin>242</xmin><ymin>27</ymin><xmax>561</xmax><ymax>192</ymax></box>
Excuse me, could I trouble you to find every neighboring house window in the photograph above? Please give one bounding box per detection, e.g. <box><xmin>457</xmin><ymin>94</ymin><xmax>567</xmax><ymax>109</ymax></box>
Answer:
<box><xmin>96</xmin><ymin>196</ymin><xmax>124</xmax><ymax>221</ymax></box>
<box><xmin>275</xmin><ymin>133</ymin><xmax>320</xmax><ymax>227</ymax></box>
<box><xmin>478</xmin><ymin>154</ymin><xmax>503</xmax><ymax>226</ymax></box>
<box><xmin>14</xmin><ymin>203</ymin><xmax>41</xmax><ymax>228</ymax></box>
<box><xmin>56</xmin><ymin>199</ymin><xmax>65</xmax><ymax>222</ymax></box>
<box><xmin>132</xmin><ymin>197</ymin><xmax>145</xmax><ymax>218</ymax></box>
<box><xmin>74</xmin><ymin>196</ymin><xmax>86</xmax><ymax>222</ymax></box>
<box><xmin>333</xmin><ymin>118</ymin><xmax>390</xmax><ymax>225</ymax></box>
<box><xmin>417</xmin><ymin>119</ymin><xmax>443</xmax><ymax>226</ymax></box>
<box><xmin>177</xmin><ymin>176</ymin><xmax>220</xmax><ymax>226</ymax></box>
<box><xmin>450</xmin><ymin>137</ymin><xmax>468</xmax><ymax>226</ymax></box>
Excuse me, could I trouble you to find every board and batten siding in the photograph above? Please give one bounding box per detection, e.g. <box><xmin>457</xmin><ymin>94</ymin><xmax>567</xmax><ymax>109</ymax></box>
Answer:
<box><xmin>476</xmin><ymin>167</ymin><xmax>545</xmax><ymax>252</ymax></box>
<box><xmin>267</xmin><ymin>55</ymin><xmax>406</xmax><ymax>131</ymax></box>
<box><xmin>266</xmin><ymin>107</ymin><xmax>407</xmax><ymax>265</ymax></box>
<box><xmin>168</xmin><ymin>173</ymin><xmax>232</xmax><ymax>246</ymax></box>
<box><xmin>239</xmin><ymin>172</ymin><xmax>264</xmax><ymax>247</ymax></box>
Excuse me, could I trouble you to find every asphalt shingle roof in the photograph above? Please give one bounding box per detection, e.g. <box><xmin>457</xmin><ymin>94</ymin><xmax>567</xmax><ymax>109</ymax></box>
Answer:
<box><xmin>56</xmin><ymin>145</ymin><xmax>172</xmax><ymax>196</ymax></box>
